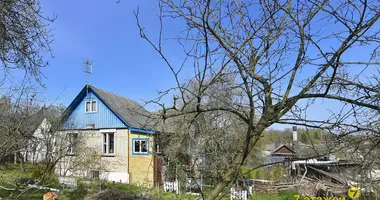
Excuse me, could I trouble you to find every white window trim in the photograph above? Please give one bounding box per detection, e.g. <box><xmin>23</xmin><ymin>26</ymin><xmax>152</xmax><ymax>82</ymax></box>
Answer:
<box><xmin>85</xmin><ymin>99</ymin><xmax>97</xmax><ymax>113</ymax></box>
<box><xmin>100</xmin><ymin>129</ymin><xmax>116</xmax><ymax>133</ymax></box>
<box><xmin>102</xmin><ymin>132</ymin><xmax>116</xmax><ymax>155</ymax></box>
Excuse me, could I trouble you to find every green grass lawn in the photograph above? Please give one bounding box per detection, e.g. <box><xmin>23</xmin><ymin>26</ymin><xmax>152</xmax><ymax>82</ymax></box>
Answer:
<box><xmin>0</xmin><ymin>188</ymin><xmax>50</xmax><ymax>200</ymax></box>
<box><xmin>249</xmin><ymin>190</ymin><xmax>299</xmax><ymax>200</ymax></box>
<box><xmin>0</xmin><ymin>163</ymin><xmax>52</xmax><ymax>199</ymax></box>
<box><xmin>0</xmin><ymin>163</ymin><xmax>298</xmax><ymax>200</ymax></box>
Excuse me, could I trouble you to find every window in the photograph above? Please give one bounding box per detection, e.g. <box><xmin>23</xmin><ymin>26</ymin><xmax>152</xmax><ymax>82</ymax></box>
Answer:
<box><xmin>133</xmin><ymin>138</ymin><xmax>149</xmax><ymax>155</ymax></box>
<box><xmin>89</xmin><ymin>171</ymin><xmax>100</xmax><ymax>179</ymax></box>
<box><xmin>85</xmin><ymin>99</ymin><xmax>97</xmax><ymax>112</ymax></box>
<box><xmin>68</xmin><ymin>133</ymin><xmax>78</xmax><ymax>155</ymax></box>
<box><xmin>102</xmin><ymin>132</ymin><xmax>115</xmax><ymax>155</ymax></box>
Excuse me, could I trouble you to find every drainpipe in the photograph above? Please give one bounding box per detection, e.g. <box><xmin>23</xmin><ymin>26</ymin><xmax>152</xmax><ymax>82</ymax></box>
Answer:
<box><xmin>127</xmin><ymin>128</ymin><xmax>130</xmax><ymax>184</ymax></box>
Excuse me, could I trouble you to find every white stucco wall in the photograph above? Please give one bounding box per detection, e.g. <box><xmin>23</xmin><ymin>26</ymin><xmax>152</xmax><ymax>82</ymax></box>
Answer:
<box><xmin>23</xmin><ymin>118</ymin><xmax>52</xmax><ymax>163</ymax></box>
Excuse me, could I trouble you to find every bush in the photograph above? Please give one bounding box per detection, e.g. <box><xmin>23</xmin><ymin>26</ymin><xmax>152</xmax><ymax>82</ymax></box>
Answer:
<box><xmin>273</xmin><ymin>164</ymin><xmax>282</xmax><ymax>181</ymax></box>
<box><xmin>60</xmin><ymin>182</ymin><xmax>89</xmax><ymax>200</ymax></box>
<box><xmin>85</xmin><ymin>189</ymin><xmax>151</xmax><ymax>200</ymax></box>
<box><xmin>42</xmin><ymin>173</ymin><xmax>60</xmax><ymax>188</ymax></box>
<box><xmin>107</xmin><ymin>182</ymin><xmax>145</xmax><ymax>195</ymax></box>
<box><xmin>31</xmin><ymin>166</ymin><xmax>42</xmax><ymax>178</ymax></box>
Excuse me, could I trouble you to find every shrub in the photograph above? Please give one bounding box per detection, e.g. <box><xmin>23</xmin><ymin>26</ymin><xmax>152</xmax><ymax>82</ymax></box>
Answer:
<box><xmin>60</xmin><ymin>182</ymin><xmax>89</xmax><ymax>200</ymax></box>
<box><xmin>57</xmin><ymin>194</ymin><xmax>70</xmax><ymax>200</ymax></box>
<box><xmin>85</xmin><ymin>189</ymin><xmax>151</xmax><ymax>200</ymax></box>
<box><xmin>42</xmin><ymin>173</ymin><xmax>60</xmax><ymax>188</ymax></box>
<box><xmin>273</xmin><ymin>164</ymin><xmax>282</xmax><ymax>181</ymax></box>
<box><xmin>31</xmin><ymin>166</ymin><xmax>42</xmax><ymax>178</ymax></box>
<box><xmin>107</xmin><ymin>182</ymin><xmax>145</xmax><ymax>195</ymax></box>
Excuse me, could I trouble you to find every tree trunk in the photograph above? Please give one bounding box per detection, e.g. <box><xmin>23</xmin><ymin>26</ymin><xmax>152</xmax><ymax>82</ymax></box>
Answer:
<box><xmin>206</xmin><ymin>166</ymin><xmax>237</xmax><ymax>200</ymax></box>
<box><xmin>207</xmin><ymin>125</ymin><xmax>267</xmax><ymax>200</ymax></box>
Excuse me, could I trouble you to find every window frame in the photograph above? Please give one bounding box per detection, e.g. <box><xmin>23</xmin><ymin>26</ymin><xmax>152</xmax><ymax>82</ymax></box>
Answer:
<box><xmin>89</xmin><ymin>170</ymin><xmax>100</xmax><ymax>179</ymax></box>
<box><xmin>102</xmin><ymin>132</ymin><xmax>115</xmax><ymax>156</ymax></box>
<box><xmin>67</xmin><ymin>133</ymin><xmax>78</xmax><ymax>155</ymax></box>
<box><xmin>132</xmin><ymin>138</ymin><xmax>149</xmax><ymax>155</ymax></box>
<box><xmin>85</xmin><ymin>99</ymin><xmax>97</xmax><ymax>113</ymax></box>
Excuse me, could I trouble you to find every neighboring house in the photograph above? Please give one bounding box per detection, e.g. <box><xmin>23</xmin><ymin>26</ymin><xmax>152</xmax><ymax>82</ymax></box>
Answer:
<box><xmin>265</xmin><ymin>142</ymin><xmax>334</xmax><ymax>165</ymax></box>
<box><xmin>270</xmin><ymin>144</ymin><xmax>296</xmax><ymax>158</ymax></box>
<box><xmin>269</xmin><ymin>144</ymin><xmax>296</xmax><ymax>164</ymax></box>
<box><xmin>23</xmin><ymin>118</ymin><xmax>52</xmax><ymax>164</ymax></box>
<box><xmin>263</xmin><ymin>141</ymin><xmax>336</xmax><ymax>178</ymax></box>
<box><xmin>55</xmin><ymin>85</ymin><xmax>162</xmax><ymax>187</ymax></box>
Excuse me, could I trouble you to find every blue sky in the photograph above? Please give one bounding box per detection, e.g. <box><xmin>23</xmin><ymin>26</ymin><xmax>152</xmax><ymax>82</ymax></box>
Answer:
<box><xmin>36</xmin><ymin>1</ymin><xmax>378</xmax><ymax>130</ymax></box>
<box><xmin>40</xmin><ymin>0</ymin><xmax>185</xmax><ymax>110</ymax></box>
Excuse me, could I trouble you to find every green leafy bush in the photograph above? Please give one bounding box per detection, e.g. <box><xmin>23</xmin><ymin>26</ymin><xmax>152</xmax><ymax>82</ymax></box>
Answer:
<box><xmin>31</xmin><ymin>166</ymin><xmax>42</xmax><ymax>178</ymax></box>
<box><xmin>60</xmin><ymin>182</ymin><xmax>89</xmax><ymax>200</ymax></box>
<box><xmin>107</xmin><ymin>182</ymin><xmax>145</xmax><ymax>195</ymax></box>
<box><xmin>85</xmin><ymin>189</ymin><xmax>150</xmax><ymax>200</ymax></box>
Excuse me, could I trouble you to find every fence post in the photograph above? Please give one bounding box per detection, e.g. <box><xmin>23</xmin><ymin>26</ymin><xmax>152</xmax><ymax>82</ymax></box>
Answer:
<box><xmin>175</xmin><ymin>179</ymin><xmax>179</xmax><ymax>194</ymax></box>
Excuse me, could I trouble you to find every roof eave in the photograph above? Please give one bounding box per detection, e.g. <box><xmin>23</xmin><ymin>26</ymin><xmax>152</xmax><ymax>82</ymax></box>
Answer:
<box><xmin>130</xmin><ymin>127</ymin><xmax>155</xmax><ymax>135</ymax></box>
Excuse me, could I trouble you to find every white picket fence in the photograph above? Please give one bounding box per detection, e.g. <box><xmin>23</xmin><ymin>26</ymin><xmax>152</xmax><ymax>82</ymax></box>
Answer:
<box><xmin>163</xmin><ymin>180</ymin><xmax>179</xmax><ymax>194</ymax></box>
<box><xmin>248</xmin><ymin>186</ymin><xmax>253</xmax><ymax>195</ymax></box>
<box><xmin>58</xmin><ymin>176</ymin><xmax>77</xmax><ymax>187</ymax></box>
<box><xmin>230</xmin><ymin>187</ymin><xmax>247</xmax><ymax>200</ymax></box>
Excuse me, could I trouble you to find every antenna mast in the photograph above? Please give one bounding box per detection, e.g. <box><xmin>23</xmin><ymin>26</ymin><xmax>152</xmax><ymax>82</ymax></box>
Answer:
<box><xmin>83</xmin><ymin>58</ymin><xmax>93</xmax><ymax>95</ymax></box>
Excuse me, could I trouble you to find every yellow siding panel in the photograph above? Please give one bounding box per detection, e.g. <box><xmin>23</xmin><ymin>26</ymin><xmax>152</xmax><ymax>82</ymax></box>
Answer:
<box><xmin>128</xmin><ymin>132</ymin><xmax>155</xmax><ymax>186</ymax></box>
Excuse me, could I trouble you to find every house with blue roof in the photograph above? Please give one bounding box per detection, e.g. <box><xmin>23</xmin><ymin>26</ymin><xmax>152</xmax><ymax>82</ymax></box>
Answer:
<box><xmin>55</xmin><ymin>85</ymin><xmax>162</xmax><ymax>186</ymax></box>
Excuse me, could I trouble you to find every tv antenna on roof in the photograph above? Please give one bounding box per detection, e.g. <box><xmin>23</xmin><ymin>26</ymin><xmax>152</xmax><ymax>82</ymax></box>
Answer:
<box><xmin>83</xmin><ymin>58</ymin><xmax>93</xmax><ymax>82</ymax></box>
<box><xmin>83</xmin><ymin>58</ymin><xmax>93</xmax><ymax>95</ymax></box>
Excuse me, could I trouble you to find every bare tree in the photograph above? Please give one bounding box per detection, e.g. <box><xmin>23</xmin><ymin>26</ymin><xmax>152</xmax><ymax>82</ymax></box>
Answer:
<box><xmin>60</xmin><ymin>146</ymin><xmax>106</xmax><ymax>179</ymax></box>
<box><xmin>0</xmin><ymin>1</ymin><xmax>59</xmax><ymax>197</ymax></box>
<box><xmin>0</xmin><ymin>0</ymin><xmax>55</xmax><ymax>169</ymax></box>
<box><xmin>0</xmin><ymin>0</ymin><xmax>55</xmax><ymax>83</ymax></box>
<box><xmin>0</xmin><ymin>89</ymin><xmax>67</xmax><ymax>197</ymax></box>
<box><xmin>135</xmin><ymin>0</ymin><xmax>380</xmax><ymax>199</ymax></box>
